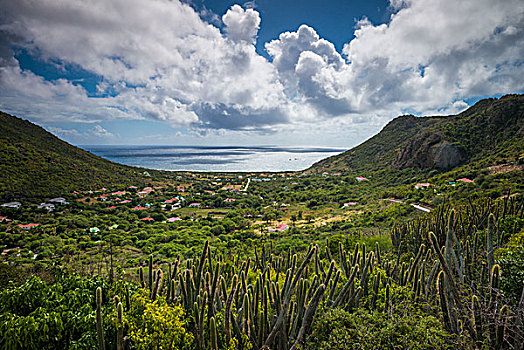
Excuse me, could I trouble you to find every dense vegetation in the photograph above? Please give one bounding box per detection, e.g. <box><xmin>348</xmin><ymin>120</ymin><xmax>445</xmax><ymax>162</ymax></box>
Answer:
<box><xmin>0</xmin><ymin>111</ymin><xmax>155</xmax><ymax>202</ymax></box>
<box><xmin>1</xmin><ymin>198</ymin><xmax>523</xmax><ymax>349</ymax></box>
<box><xmin>0</xmin><ymin>94</ymin><xmax>523</xmax><ymax>348</ymax></box>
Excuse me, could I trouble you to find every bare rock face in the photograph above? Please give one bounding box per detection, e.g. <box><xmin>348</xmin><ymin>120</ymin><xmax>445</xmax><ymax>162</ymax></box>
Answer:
<box><xmin>394</xmin><ymin>133</ymin><xmax>465</xmax><ymax>169</ymax></box>
<box><xmin>430</xmin><ymin>142</ymin><xmax>464</xmax><ymax>169</ymax></box>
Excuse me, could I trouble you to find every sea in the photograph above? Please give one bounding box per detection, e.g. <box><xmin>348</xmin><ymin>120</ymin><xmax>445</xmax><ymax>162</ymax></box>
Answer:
<box><xmin>82</xmin><ymin>145</ymin><xmax>345</xmax><ymax>172</ymax></box>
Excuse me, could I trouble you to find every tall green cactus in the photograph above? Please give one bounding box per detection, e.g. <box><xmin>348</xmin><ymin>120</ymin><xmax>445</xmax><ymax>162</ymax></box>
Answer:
<box><xmin>487</xmin><ymin>214</ymin><xmax>495</xmax><ymax>273</ymax></box>
<box><xmin>138</xmin><ymin>266</ymin><xmax>145</xmax><ymax>289</ymax></box>
<box><xmin>209</xmin><ymin>316</ymin><xmax>218</xmax><ymax>350</ymax></box>
<box><xmin>116</xmin><ymin>302</ymin><xmax>123</xmax><ymax>350</ymax></box>
<box><xmin>496</xmin><ymin>304</ymin><xmax>509</xmax><ymax>350</ymax></box>
<box><xmin>96</xmin><ymin>287</ymin><xmax>105</xmax><ymax>350</ymax></box>
<box><xmin>148</xmin><ymin>255</ymin><xmax>153</xmax><ymax>293</ymax></box>
<box><xmin>437</xmin><ymin>271</ymin><xmax>452</xmax><ymax>332</ymax></box>
<box><xmin>472</xmin><ymin>295</ymin><xmax>483</xmax><ymax>347</ymax></box>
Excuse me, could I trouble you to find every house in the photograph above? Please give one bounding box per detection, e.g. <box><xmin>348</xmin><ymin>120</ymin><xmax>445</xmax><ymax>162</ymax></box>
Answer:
<box><xmin>140</xmin><ymin>217</ymin><xmax>154</xmax><ymax>221</ymax></box>
<box><xmin>131</xmin><ymin>206</ymin><xmax>148</xmax><ymax>210</ymax></box>
<box><xmin>38</xmin><ymin>203</ymin><xmax>55</xmax><ymax>211</ymax></box>
<box><xmin>415</xmin><ymin>183</ymin><xmax>431</xmax><ymax>189</ymax></box>
<box><xmin>111</xmin><ymin>191</ymin><xmax>126</xmax><ymax>196</ymax></box>
<box><xmin>17</xmin><ymin>223</ymin><xmax>39</xmax><ymax>230</ymax></box>
<box><xmin>108</xmin><ymin>224</ymin><xmax>119</xmax><ymax>230</ymax></box>
<box><xmin>276</xmin><ymin>224</ymin><xmax>289</xmax><ymax>232</ymax></box>
<box><xmin>167</xmin><ymin>217</ymin><xmax>182</xmax><ymax>222</ymax></box>
<box><xmin>90</xmin><ymin>227</ymin><xmax>100</xmax><ymax>233</ymax></box>
<box><xmin>137</xmin><ymin>191</ymin><xmax>150</xmax><ymax>198</ymax></box>
<box><xmin>49</xmin><ymin>197</ymin><xmax>68</xmax><ymax>205</ymax></box>
<box><xmin>1</xmin><ymin>202</ymin><xmax>21</xmax><ymax>209</ymax></box>
<box><xmin>189</xmin><ymin>203</ymin><xmax>201</xmax><ymax>208</ymax></box>
<box><xmin>0</xmin><ymin>216</ymin><xmax>7</xmax><ymax>222</ymax></box>
<box><xmin>457</xmin><ymin>178</ymin><xmax>474</xmax><ymax>183</ymax></box>
<box><xmin>356</xmin><ymin>176</ymin><xmax>369</xmax><ymax>182</ymax></box>
<box><xmin>224</xmin><ymin>198</ymin><xmax>236</xmax><ymax>202</ymax></box>
<box><xmin>343</xmin><ymin>202</ymin><xmax>358</xmax><ymax>208</ymax></box>
<box><xmin>129</xmin><ymin>186</ymin><xmax>138</xmax><ymax>189</ymax></box>
<box><xmin>106</xmin><ymin>206</ymin><xmax>117</xmax><ymax>209</ymax></box>
<box><xmin>119</xmin><ymin>200</ymin><xmax>132</xmax><ymax>204</ymax></box>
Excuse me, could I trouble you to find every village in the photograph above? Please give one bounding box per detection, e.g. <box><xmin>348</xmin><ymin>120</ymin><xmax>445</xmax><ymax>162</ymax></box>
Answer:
<box><xmin>0</xmin><ymin>168</ymin><xmax>482</xmax><ymax>266</ymax></box>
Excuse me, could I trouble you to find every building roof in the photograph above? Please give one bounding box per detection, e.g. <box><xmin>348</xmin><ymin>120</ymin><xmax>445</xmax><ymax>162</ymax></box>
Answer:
<box><xmin>356</xmin><ymin>176</ymin><xmax>369</xmax><ymax>181</ymax></box>
<box><xmin>276</xmin><ymin>224</ymin><xmax>289</xmax><ymax>231</ymax></box>
<box><xmin>17</xmin><ymin>223</ymin><xmax>39</xmax><ymax>228</ymax></box>
<box><xmin>1</xmin><ymin>202</ymin><xmax>21</xmax><ymax>207</ymax></box>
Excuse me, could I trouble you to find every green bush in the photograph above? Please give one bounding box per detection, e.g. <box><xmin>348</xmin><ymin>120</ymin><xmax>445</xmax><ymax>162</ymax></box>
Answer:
<box><xmin>495</xmin><ymin>229</ymin><xmax>524</xmax><ymax>304</ymax></box>
<box><xmin>306</xmin><ymin>308</ymin><xmax>459</xmax><ymax>350</ymax></box>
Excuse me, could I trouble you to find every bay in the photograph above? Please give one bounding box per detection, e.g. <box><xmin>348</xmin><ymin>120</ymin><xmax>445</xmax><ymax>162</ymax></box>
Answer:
<box><xmin>81</xmin><ymin>145</ymin><xmax>345</xmax><ymax>172</ymax></box>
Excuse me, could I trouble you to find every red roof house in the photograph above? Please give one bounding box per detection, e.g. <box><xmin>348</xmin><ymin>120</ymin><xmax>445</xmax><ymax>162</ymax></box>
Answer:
<box><xmin>17</xmin><ymin>223</ymin><xmax>39</xmax><ymax>230</ymax></box>
<box><xmin>131</xmin><ymin>206</ymin><xmax>148</xmax><ymax>210</ymax></box>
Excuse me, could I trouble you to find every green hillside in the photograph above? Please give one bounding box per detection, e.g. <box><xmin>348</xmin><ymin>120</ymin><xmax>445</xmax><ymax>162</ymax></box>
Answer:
<box><xmin>0</xmin><ymin>111</ymin><xmax>152</xmax><ymax>201</ymax></box>
<box><xmin>311</xmin><ymin>94</ymin><xmax>524</xmax><ymax>173</ymax></box>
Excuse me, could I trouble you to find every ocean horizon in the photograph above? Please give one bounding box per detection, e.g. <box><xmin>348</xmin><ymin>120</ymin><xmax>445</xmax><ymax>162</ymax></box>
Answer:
<box><xmin>81</xmin><ymin>145</ymin><xmax>345</xmax><ymax>172</ymax></box>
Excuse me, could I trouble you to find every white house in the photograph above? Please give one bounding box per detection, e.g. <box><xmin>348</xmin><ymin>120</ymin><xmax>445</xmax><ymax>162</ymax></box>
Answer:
<box><xmin>38</xmin><ymin>203</ymin><xmax>55</xmax><ymax>212</ymax></box>
<box><xmin>49</xmin><ymin>197</ymin><xmax>68</xmax><ymax>205</ymax></box>
<box><xmin>1</xmin><ymin>202</ymin><xmax>21</xmax><ymax>209</ymax></box>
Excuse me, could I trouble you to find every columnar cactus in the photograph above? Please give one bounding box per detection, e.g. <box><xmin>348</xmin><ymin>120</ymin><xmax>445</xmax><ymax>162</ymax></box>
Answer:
<box><xmin>96</xmin><ymin>286</ymin><xmax>105</xmax><ymax>350</ymax></box>
<box><xmin>116</xmin><ymin>302</ymin><xmax>123</xmax><ymax>350</ymax></box>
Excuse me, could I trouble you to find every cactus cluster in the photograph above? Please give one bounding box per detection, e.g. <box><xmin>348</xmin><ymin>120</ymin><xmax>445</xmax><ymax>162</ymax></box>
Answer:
<box><xmin>96</xmin><ymin>203</ymin><xmax>522</xmax><ymax>349</ymax></box>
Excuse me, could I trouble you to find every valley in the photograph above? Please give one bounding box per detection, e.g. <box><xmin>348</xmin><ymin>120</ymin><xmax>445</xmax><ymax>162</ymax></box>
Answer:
<box><xmin>0</xmin><ymin>95</ymin><xmax>523</xmax><ymax>349</ymax></box>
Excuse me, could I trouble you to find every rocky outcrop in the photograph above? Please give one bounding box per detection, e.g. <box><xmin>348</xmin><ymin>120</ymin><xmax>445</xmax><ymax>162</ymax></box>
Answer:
<box><xmin>393</xmin><ymin>132</ymin><xmax>465</xmax><ymax>169</ymax></box>
<box><xmin>310</xmin><ymin>94</ymin><xmax>523</xmax><ymax>173</ymax></box>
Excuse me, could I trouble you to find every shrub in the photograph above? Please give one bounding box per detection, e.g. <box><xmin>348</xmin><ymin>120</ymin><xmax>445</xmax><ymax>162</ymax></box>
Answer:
<box><xmin>306</xmin><ymin>308</ymin><xmax>459</xmax><ymax>350</ymax></box>
<box><xmin>125</xmin><ymin>292</ymin><xmax>193</xmax><ymax>350</ymax></box>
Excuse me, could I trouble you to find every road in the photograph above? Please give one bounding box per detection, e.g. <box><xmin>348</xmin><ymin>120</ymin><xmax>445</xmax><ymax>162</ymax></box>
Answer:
<box><xmin>243</xmin><ymin>177</ymin><xmax>251</xmax><ymax>192</ymax></box>
<box><xmin>385</xmin><ymin>198</ymin><xmax>432</xmax><ymax>213</ymax></box>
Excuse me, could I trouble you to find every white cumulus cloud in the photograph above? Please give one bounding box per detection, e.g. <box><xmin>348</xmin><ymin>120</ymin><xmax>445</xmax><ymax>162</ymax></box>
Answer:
<box><xmin>0</xmin><ymin>0</ymin><xmax>522</xmax><ymax>145</ymax></box>
<box><xmin>222</xmin><ymin>5</ymin><xmax>261</xmax><ymax>44</ymax></box>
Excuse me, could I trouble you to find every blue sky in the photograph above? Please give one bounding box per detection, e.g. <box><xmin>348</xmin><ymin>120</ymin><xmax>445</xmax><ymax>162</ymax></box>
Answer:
<box><xmin>0</xmin><ymin>0</ymin><xmax>523</xmax><ymax>147</ymax></box>
<box><xmin>190</xmin><ymin>0</ymin><xmax>391</xmax><ymax>55</ymax></box>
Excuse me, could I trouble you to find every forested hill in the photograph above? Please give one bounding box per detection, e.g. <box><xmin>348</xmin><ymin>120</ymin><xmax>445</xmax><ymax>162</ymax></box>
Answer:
<box><xmin>0</xmin><ymin>111</ymin><xmax>151</xmax><ymax>201</ymax></box>
<box><xmin>310</xmin><ymin>94</ymin><xmax>524</xmax><ymax>173</ymax></box>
